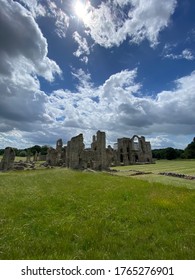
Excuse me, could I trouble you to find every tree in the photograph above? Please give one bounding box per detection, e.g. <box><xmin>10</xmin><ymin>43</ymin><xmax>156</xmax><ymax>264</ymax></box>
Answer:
<box><xmin>29</xmin><ymin>145</ymin><xmax>41</xmax><ymax>155</ymax></box>
<box><xmin>165</xmin><ymin>147</ymin><xmax>177</xmax><ymax>160</ymax></box>
<box><xmin>40</xmin><ymin>145</ymin><xmax>49</xmax><ymax>155</ymax></box>
<box><xmin>184</xmin><ymin>138</ymin><xmax>195</xmax><ymax>159</ymax></box>
<box><xmin>19</xmin><ymin>150</ymin><xmax>27</xmax><ymax>157</ymax></box>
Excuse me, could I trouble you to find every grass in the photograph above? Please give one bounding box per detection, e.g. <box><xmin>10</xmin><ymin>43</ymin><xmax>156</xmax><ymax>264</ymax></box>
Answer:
<box><xmin>0</xmin><ymin>164</ymin><xmax>195</xmax><ymax>260</ymax></box>
<box><xmin>112</xmin><ymin>160</ymin><xmax>195</xmax><ymax>189</ymax></box>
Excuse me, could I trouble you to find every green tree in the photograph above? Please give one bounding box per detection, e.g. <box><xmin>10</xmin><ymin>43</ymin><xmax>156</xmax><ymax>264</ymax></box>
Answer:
<box><xmin>184</xmin><ymin>138</ymin><xmax>195</xmax><ymax>159</ymax></box>
<box><xmin>19</xmin><ymin>150</ymin><xmax>27</xmax><ymax>157</ymax></box>
<box><xmin>165</xmin><ymin>147</ymin><xmax>177</xmax><ymax>160</ymax></box>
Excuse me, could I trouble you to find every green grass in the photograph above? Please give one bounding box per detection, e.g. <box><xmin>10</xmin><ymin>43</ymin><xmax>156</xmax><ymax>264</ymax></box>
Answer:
<box><xmin>0</xmin><ymin>166</ymin><xmax>195</xmax><ymax>260</ymax></box>
<box><xmin>113</xmin><ymin>160</ymin><xmax>195</xmax><ymax>189</ymax></box>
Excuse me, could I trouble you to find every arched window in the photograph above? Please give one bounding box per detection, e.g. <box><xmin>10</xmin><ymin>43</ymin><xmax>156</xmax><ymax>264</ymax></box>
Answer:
<box><xmin>133</xmin><ymin>136</ymin><xmax>139</xmax><ymax>150</ymax></box>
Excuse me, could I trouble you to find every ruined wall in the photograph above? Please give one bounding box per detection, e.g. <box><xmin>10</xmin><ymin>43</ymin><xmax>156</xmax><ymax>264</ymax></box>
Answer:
<box><xmin>66</xmin><ymin>134</ymin><xmax>85</xmax><ymax>169</ymax></box>
<box><xmin>65</xmin><ymin>131</ymin><xmax>110</xmax><ymax>170</ymax></box>
<box><xmin>0</xmin><ymin>132</ymin><xmax>153</xmax><ymax>172</ymax></box>
<box><xmin>45</xmin><ymin>132</ymin><xmax>153</xmax><ymax>169</ymax></box>
<box><xmin>0</xmin><ymin>147</ymin><xmax>15</xmax><ymax>171</ymax></box>
<box><xmin>91</xmin><ymin>130</ymin><xmax>108</xmax><ymax>170</ymax></box>
<box><xmin>117</xmin><ymin>135</ymin><xmax>153</xmax><ymax>165</ymax></box>
<box><xmin>46</xmin><ymin>147</ymin><xmax>58</xmax><ymax>166</ymax></box>
<box><xmin>45</xmin><ymin>139</ymin><xmax>66</xmax><ymax>166</ymax></box>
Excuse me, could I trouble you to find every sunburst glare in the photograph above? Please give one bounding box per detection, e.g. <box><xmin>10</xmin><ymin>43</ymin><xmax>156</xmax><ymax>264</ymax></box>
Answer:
<box><xmin>74</xmin><ymin>0</ymin><xmax>91</xmax><ymax>24</ymax></box>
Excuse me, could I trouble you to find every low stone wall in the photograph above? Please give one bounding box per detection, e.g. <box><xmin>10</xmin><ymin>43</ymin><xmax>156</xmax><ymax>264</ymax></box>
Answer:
<box><xmin>159</xmin><ymin>172</ymin><xmax>195</xmax><ymax>180</ymax></box>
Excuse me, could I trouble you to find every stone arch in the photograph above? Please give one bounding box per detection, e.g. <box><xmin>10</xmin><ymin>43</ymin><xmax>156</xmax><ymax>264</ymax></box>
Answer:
<box><xmin>132</xmin><ymin>135</ymin><xmax>140</xmax><ymax>150</ymax></box>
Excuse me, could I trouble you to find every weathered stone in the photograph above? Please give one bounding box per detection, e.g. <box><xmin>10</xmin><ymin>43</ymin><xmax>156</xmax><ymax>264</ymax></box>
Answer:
<box><xmin>46</xmin><ymin>147</ymin><xmax>58</xmax><ymax>166</ymax></box>
<box><xmin>159</xmin><ymin>172</ymin><xmax>195</xmax><ymax>180</ymax></box>
<box><xmin>64</xmin><ymin>131</ymin><xmax>153</xmax><ymax>170</ymax></box>
<box><xmin>117</xmin><ymin>135</ymin><xmax>153</xmax><ymax>165</ymax></box>
<box><xmin>33</xmin><ymin>151</ymin><xmax>38</xmax><ymax>161</ymax></box>
<box><xmin>38</xmin><ymin>152</ymin><xmax>46</xmax><ymax>161</ymax></box>
<box><xmin>66</xmin><ymin>134</ymin><xmax>85</xmax><ymax>169</ymax></box>
<box><xmin>0</xmin><ymin>147</ymin><xmax>15</xmax><ymax>171</ymax></box>
<box><xmin>26</xmin><ymin>154</ymin><xmax>31</xmax><ymax>163</ymax></box>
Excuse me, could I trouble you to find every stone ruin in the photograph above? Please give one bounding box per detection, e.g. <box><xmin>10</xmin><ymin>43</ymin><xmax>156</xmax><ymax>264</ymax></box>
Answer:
<box><xmin>0</xmin><ymin>147</ymin><xmax>15</xmax><ymax>171</ymax></box>
<box><xmin>45</xmin><ymin>138</ymin><xmax>66</xmax><ymax>167</ymax></box>
<box><xmin>0</xmin><ymin>131</ymin><xmax>153</xmax><ymax>171</ymax></box>
<box><xmin>45</xmin><ymin>131</ymin><xmax>153</xmax><ymax>170</ymax></box>
<box><xmin>66</xmin><ymin>131</ymin><xmax>109</xmax><ymax>170</ymax></box>
<box><xmin>117</xmin><ymin>135</ymin><xmax>153</xmax><ymax>165</ymax></box>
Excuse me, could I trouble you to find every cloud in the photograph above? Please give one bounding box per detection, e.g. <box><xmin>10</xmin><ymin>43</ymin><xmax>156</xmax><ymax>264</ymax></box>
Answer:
<box><xmin>18</xmin><ymin>0</ymin><xmax>47</xmax><ymax>17</ymax></box>
<box><xmin>46</xmin><ymin>0</ymin><xmax>69</xmax><ymax>38</ymax></box>
<box><xmin>42</xmin><ymin>69</ymin><xmax>195</xmax><ymax>145</ymax></box>
<box><xmin>18</xmin><ymin>0</ymin><xmax>69</xmax><ymax>38</ymax></box>
<box><xmin>0</xmin><ymin>0</ymin><xmax>61</xmax><ymax>141</ymax></box>
<box><xmin>1</xmin><ymin>59</ymin><xmax>195</xmax><ymax>148</ymax></box>
<box><xmin>164</xmin><ymin>47</ymin><xmax>195</xmax><ymax>60</ymax></box>
<box><xmin>73</xmin><ymin>31</ymin><xmax>90</xmax><ymax>63</ymax></box>
<box><xmin>0</xmin><ymin>0</ymin><xmax>61</xmax><ymax>82</ymax></box>
<box><xmin>83</xmin><ymin>0</ymin><xmax>177</xmax><ymax>47</ymax></box>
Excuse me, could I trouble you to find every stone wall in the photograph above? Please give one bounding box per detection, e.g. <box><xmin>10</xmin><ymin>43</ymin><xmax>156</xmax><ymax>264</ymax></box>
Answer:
<box><xmin>0</xmin><ymin>132</ymin><xmax>153</xmax><ymax>171</ymax></box>
<box><xmin>0</xmin><ymin>147</ymin><xmax>15</xmax><ymax>171</ymax></box>
<box><xmin>46</xmin><ymin>131</ymin><xmax>153</xmax><ymax>169</ymax></box>
<box><xmin>117</xmin><ymin>135</ymin><xmax>153</xmax><ymax>165</ymax></box>
<box><xmin>66</xmin><ymin>134</ymin><xmax>85</xmax><ymax>169</ymax></box>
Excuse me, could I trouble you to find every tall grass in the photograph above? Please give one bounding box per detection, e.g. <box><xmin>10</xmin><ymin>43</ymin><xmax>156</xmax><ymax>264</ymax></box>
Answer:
<box><xmin>0</xmin><ymin>168</ymin><xmax>194</xmax><ymax>260</ymax></box>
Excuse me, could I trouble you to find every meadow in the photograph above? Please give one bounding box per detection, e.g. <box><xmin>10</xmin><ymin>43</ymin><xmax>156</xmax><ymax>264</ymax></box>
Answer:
<box><xmin>113</xmin><ymin>159</ymin><xmax>195</xmax><ymax>189</ymax></box>
<box><xmin>0</xmin><ymin>160</ymin><xmax>194</xmax><ymax>260</ymax></box>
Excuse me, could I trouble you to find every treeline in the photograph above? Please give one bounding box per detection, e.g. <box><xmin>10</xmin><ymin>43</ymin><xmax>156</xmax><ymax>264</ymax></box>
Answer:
<box><xmin>0</xmin><ymin>145</ymin><xmax>49</xmax><ymax>157</ymax></box>
<box><xmin>152</xmin><ymin>138</ymin><xmax>195</xmax><ymax>160</ymax></box>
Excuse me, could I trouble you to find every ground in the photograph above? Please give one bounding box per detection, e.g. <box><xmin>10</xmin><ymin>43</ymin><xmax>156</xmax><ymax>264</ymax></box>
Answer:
<box><xmin>0</xmin><ymin>160</ymin><xmax>194</xmax><ymax>259</ymax></box>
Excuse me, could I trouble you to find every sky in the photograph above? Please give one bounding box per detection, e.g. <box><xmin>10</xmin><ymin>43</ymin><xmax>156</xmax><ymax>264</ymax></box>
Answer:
<box><xmin>0</xmin><ymin>0</ymin><xmax>195</xmax><ymax>150</ymax></box>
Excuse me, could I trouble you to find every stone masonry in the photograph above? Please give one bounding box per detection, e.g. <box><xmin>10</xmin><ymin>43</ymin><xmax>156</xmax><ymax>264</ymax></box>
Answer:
<box><xmin>117</xmin><ymin>135</ymin><xmax>153</xmax><ymax>165</ymax></box>
<box><xmin>0</xmin><ymin>147</ymin><xmax>15</xmax><ymax>171</ymax></box>
<box><xmin>0</xmin><ymin>132</ymin><xmax>153</xmax><ymax>171</ymax></box>
<box><xmin>47</xmin><ymin>131</ymin><xmax>153</xmax><ymax>169</ymax></box>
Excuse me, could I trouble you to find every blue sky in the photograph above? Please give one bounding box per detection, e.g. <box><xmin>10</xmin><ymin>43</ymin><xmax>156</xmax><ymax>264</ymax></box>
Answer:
<box><xmin>0</xmin><ymin>0</ymin><xmax>195</xmax><ymax>149</ymax></box>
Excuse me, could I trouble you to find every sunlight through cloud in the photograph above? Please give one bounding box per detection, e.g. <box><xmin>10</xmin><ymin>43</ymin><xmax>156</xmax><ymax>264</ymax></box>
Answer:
<box><xmin>74</xmin><ymin>0</ymin><xmax>91</xmax><ymax>24</ymax></box>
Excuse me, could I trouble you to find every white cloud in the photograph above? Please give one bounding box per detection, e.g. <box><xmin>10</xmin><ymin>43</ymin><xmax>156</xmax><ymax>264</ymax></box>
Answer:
<box><xmin>1</xmin><ymin>60</ymin><xmax>195</xmax><ymax>148</ymax></box>
<box><xmin>42</xmin><ymin>69</ymin><xmax>195</xmax><ymax>148</ymax></box>
<box><xmin>18</xmin><ymin>0</ymin><xmax>69</xmax><ymax>38</ymax></box>
<box><xmin>46</xmin><ymin>1</ymin><xmax>69</xmax><ymax>38</ymax></box>
<box><xmin>113</xmin><ymin>0</ymin><xmax>130</xmax><ymax>7</ymax></box>
<box><xmin>18</xmin><ymin>0</ymin><xmax>47</xmax><ymax>17</ymax></box>
<box><xmin>164</xmin><ymin>48</ymin><xmax>195</xmax><ymax>60</ymax></box>
<box><xmin>181</xmin><ymin>49</ymin><xmax>194</xmax><ymax>60</ymax></box>
<box><xmin>83</xmin><ymin>0</ymin><xmax>177</xmax><ymax>47</ymax></box>
<box><xmin>0</xmin><ymin>0</ymin><xmax>61</xmax><ymax>141</ymax></box>
<box><xmin>0</xmin><ymin>0</ymin><xmax>61</xmax><ymax>82</ymax></box>
<box><xmin>73</xmin><ymin>31</ymin><xmax>90</xmax><ymax>63</ymax></box>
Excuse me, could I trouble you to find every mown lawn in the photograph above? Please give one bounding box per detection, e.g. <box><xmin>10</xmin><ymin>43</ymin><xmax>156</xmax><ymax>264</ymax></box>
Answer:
<box><xmin>0</xmin><ymin>167</ymin><xmax>194</xmax><ymax>260</ymax></box>
<box><xmin>113</xmin><ymin>160</ymin><xmax>195</xmax><ymax>189</ymax></box>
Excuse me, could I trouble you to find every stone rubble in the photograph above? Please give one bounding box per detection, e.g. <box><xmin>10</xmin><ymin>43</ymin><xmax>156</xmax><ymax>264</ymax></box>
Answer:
<box><xmin>159</xmin><ymin>172</ymin><xmax>195</xmax><ymax>180</ymax></box>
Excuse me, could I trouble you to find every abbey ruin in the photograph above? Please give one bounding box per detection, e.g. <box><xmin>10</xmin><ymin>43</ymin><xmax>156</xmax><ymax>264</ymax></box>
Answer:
<box><xmin>46</xmin><ymin>131</ymin><xmax>153</xmax><ymax>170</ymax></box>
<box><xmin>0</xmin><ymin>131</ymin><xmax>153</xmax><ymax>171</ymax></box>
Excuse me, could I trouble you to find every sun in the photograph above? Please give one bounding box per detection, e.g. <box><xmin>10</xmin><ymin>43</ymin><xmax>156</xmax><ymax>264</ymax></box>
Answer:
<box><xmin>74</xmin><ymin>0</ymin><xmax>90</xmax><ymax>23</ymax></box>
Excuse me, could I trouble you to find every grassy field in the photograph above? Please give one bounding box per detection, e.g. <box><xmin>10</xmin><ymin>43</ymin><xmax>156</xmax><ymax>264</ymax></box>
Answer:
<box><xmin>0</xmin><ymin>161</ymin><xmax>195</xmax><ymax>260</ymax></box>
<box><xmin>113</xmin><ymin>160</ymin><xmax>195</xmax><ymax>189</ymax></box>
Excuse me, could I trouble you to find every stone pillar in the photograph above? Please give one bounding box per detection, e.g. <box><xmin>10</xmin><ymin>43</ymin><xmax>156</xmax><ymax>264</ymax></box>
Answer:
<box><xmin>33</xmin><ymin>151</ymin><xmax>38</xmax><ymax>161</ymax></box>
<box><xmin>0</xmin><ymin>147</ymin><xmax>15</xmax><ymax>171</ymax></box>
